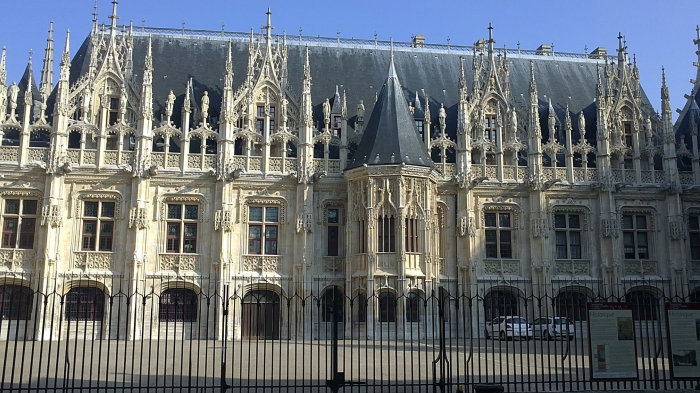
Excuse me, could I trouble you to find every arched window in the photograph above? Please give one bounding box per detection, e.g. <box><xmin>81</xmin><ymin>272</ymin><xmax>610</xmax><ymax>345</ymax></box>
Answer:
<box><xmin>379</xmin><ymin>291</ymin><xmax>396</xmax><ymax>323</ymax></box>
<box><xmin>483</xmin><ymin>289</ymin><xmax>519</xmax><ymax>321</ymax></box>
<box><xmin>65</xmin><ymin>287</ymin><xmax>105</xmax><ymax>321</ymax></box>
<box><xmin>406</xmin><ymin>292</ymin><xmax>422</xmax><ymax>323</ymax></box>
<box><xmin>555</xmin><ymin>289</ymin><xmax>589</xmax><ymax>321</ymax></box>
<box><xmin>159</xmin><ymin>288</ymin><xmax>198</xmax><ymax>322</ymax></box>
<box><xmin>625</xmin><ymin>288</ymin><xmax>660</xmax><ymax>321</ymax></box>
<box><xmin>321</xmin><ymin>286</ymin><xmax>343</xmax><ymax>322</ymax></box>
<box><xmin>0</xmin><ymin>284</ymin><xmax>33</xmax><ymax>320</ymax></box>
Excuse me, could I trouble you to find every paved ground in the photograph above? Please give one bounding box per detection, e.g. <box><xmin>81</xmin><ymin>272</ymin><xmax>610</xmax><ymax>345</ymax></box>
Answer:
<box><xmin>0</xmin><ymin>338</ymin><xmax>694</xmax><ymax>392</ymax></box>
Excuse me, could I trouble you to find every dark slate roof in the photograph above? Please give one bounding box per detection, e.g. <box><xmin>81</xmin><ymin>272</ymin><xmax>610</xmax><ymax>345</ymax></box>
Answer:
<box><xmin>64</xmin><ymin>32</ymin><xmax>657</xmax><ymax>159</ymax></box>
<box><xmin>347</xmin><ymin>58</ymin><xmax>430</xmax><ymax>169</ymax></box>
<box><xmin>675</xmin><ymin>88</ymin><xmax>700</xmax><ymax>143</ymax></box>
<box><xmin>17</xmin><ymin>61</ymin><xmax>41</xmax><ymax>121</ymax></box>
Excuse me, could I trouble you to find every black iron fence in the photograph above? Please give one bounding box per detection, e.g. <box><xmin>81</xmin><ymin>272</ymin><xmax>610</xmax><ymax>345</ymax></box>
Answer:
<box><xmin>1</xmin><ymin>274</ymin><xmax>699</xmax><ymax>392</ymax></box>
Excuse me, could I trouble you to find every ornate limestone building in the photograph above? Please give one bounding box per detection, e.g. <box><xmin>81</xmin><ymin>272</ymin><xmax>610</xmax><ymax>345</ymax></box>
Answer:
<box><xmin>1</xmin><ymin>2</ymin><xmax>699</xmax><ymax>340</ymax></box>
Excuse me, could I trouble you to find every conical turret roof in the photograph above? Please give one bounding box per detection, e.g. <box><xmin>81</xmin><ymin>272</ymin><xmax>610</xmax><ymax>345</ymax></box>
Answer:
<box><xmin>346</xmin><ymin>58</ymin><xmax>430</xmax><ymax>169</ymax></box>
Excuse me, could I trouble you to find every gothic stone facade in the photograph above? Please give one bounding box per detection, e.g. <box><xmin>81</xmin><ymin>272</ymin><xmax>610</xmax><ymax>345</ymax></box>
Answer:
<box><xmin>1</xmin><ymin>4</ymin><xmax>700</xmax><ymax>341</ymax></box>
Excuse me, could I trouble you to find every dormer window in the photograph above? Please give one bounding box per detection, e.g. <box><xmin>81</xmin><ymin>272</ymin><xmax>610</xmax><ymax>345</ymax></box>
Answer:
<box><xmin>415</xmin><ymin>120</ymin><xmax>424</xmax><ymax>139</ymax></box>
<box><xmin>256</xmin><ymin>106</ymin><xmax>265</xmax><ymax>133</ymax></box>
<box><xmin>108</xmin><ymin>97</ymin><xmax>119</xmax><ymax>125</ymax></box>
<box><xmin>624</xmin><ymin>123</ymin><xmax>632</xmax><ymax>147</ymax></box>
<box><xmin>332</xmin><ymin>115</ymin><xmax>341</xmax><ymax>138</ymax></box>
<box><xmin>269</xmin><ymin>106</ymin><xmax>276</xmax><ymax>134</ymax></box>
<box><xmin>484</xmin><ymin>115</ymin><xmax>497</xmax><ymax>143</ymax></box>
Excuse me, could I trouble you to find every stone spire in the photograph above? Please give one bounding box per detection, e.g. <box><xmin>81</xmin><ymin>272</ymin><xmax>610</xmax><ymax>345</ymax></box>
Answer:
<box><xmin>53</xmin><ymin>30</ymin><xmax>70</xmax><ymax>118</ymax></box>
<box><xmin>0</xmin><ymin>47</ymin><xmax>7</xmax><ymax>120</ymax></box>
<box><xmin>221</xmin><ymin>41</ymin><xmax>235</xmax><ymax>126</ymax></box>
<box><xmin>39</xmin><ymin>22</ymin><xmax>54</xmax><ymax>120</ymax></box>
<box><xmin>346</xmin><ymin>56</ymin><xmax>430</xmax><ymax>169</ymax></box>
<box><xmin>0</xmin><ymin>47</ymin><xmax>6</xmax><ymax>86</ymax></box>
<box><xmin>139</xmin><ymin>36</ymin><xmax>153</xmax><ymax>124</ymax></box>
<box><xmin>108</xmin><ymin>0</ymin><xmax>119</xmax><ymax>38</ymax></box>
<box><xmin>301</xmin><ymin>45</ymin><xmax>312</xmax><ymax>129</ymax></box>
<box><xmin>528</xmin><ymin>61</ymin><xmax>541</xmax><ymax>140</ymax></box>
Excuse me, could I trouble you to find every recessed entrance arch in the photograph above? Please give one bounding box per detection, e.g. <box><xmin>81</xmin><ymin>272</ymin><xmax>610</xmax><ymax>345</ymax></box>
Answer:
<box><xmin>483</xmin><ymin>287</ymin><xmax>520</xmax><ymax>321</ymax></box>
<box><xmin>241</xmin><ymin>289</ymin><xmax>281</xmax><ymax>339</ymax></box>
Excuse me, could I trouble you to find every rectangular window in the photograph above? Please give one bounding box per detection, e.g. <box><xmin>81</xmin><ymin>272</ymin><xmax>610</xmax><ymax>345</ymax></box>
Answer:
<box><xmin>248</xmin><ymin>206</ymin><xmax>278</xmax><ymax>255</ymax></box>
<box><xmin>81</xmin><ymin>201</ymin><xmax>115</xmax><ymax>251</ymax></box>
<box><xmin>690</xmin><ymin>216</ymin><xmax>700</xmax><ymax>260</ymax></box>
<box><xmin>377</xmin><ymin>216</ymin><xmax>396</xmax><ymax>252</ymax></box>
<box><xmin>165</xmin><ymin>204</ymin><xmax>198</xmax><ymax>254</ymax></box>
<box><xmin>405</xmin><ymin>218</ymin><xmax>419</xmax><ymax>252</ymax></box>
<box><xmin>554</xmin><ymin>213</ymin><xmax>582</xmax><ymax>260</ymax></box>
<box><xmin>332</xmin><ymin>115</ymin><xmax>342</xmax><ymax>138</ymax></box>
<box><xmin>109</xmin><ymin>97</ymin><xmax>119</xmax><ymax>125</ymax></box>
<box><xmin>2</xmin><ymin>199</ymin><xmax>37</xmax><ymax>249</ymax></box>
<box><xmin>416</xmin><ymin>120</ymin><xmax>424</xmax><ymax>140</ymax></box>
<box><xmin>484</xmin><ymin>115</ymin><xmax>497</xmax><ymax>143</ymax></box>
<box><xmin>256</xmin><ymin>105</ymin><xmax>265</xmax><ymax>133</ymax></box>
<box><xmin>484</xmin><ymin>212</ymin><xmax>512</xmax><ymax>258</ymax></box>
<box><xmin>622</xmin><ymin>214</ymin><xmax>649</xmax><ymax>259</ymax></box>
<box><xmin>327</xmin><ymin>208</ymin><xmax>339</xmax><ymax>256</ymax></box>
<box><xmin>624</xmin><ymin>123</ymin><xmax>633</xmax><ymax>147</ymax></box>
<box><xmin>358</xmin><ymin>220</ymin><xmax>366</xmax><ymax>253</ymax></box>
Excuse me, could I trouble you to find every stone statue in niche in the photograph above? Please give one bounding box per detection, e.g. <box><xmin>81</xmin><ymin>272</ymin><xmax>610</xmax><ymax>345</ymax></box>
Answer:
<box><xmin>7</xmin><ymin>82</ymin><xmax>19</xmax><ymax>110</ymax></box>
<box><xmin>579</xmin><ymin>111</ymin><xmax>586</xmax><ymax>136</ymax></box>
<box><xmin>357</xmin><ymin>100</ymin><xmax>365</xmax><ymax>123</ymax></box>
<box><xmin>201</xmin><ymin>91</ymin><xmax>210</xmax><ymax>121</ymax></box>
<box><xmin>81</xmin><ymin>86</ymin><xmax>92</xmax><ymax>120</ymax></box>
<box><xmin>323</xmin><ymin>98</ymin><xmax>331</xmax><ymax>126</ymax></box>
<box><xmin>438</xmin><ymin>103</ymin><xmax>447</xmax><ymax>130</ymax></box>
<box><xmin>281</xmin><ymin>97</ymin><xmax>288</xmax><ymax>125</ymax></box>
<box><xmin>119</xmin><ymin>87</ymin><xmax>128</xmax><ymax>118</ymax></box>
<box><xmin>510</xmin><ymin>109</ymin><xmax>517</xmax><ymax>135</ymax></box>
<box><xmin>165</xmin><ymin>89</ymin><xmax>176</xmax><ymax>118</ymax></box>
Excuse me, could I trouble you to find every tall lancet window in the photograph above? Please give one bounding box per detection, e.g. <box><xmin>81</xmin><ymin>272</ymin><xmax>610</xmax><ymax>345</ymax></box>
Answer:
<box><xmin>377</xmin><ymin>215</ymin><xmax>396</xmax><ymax>252</ymax></box>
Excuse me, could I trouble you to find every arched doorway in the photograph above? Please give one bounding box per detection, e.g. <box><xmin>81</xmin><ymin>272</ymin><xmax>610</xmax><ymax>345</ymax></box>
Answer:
<box><xmin>555</xmin><ymin>288</ymin><xmax>591</xmax><ymax>321</ymax></box>
<box><xmin>242</xmin><ymin>290</ymin><xmax>281</xmax><ymax>340</ymax></box>
<box><xmin>321</xmin><ymin>286</ymin><xmax>343</xmax><ymax>322</ymax></box>
<box><xmin>159</xmin><ymin>288</ymin><xmax>198</xmax><ymax>322</ymax></box>
<box><xmin>483</xmin><ymin>288</ymin><xmax>519</xmax><ymax>321</ymax></box>
<box><xmin>65</xmin><ymin>287</ymin><xmax>105</xmax><ymax>321</ymax></box>
<box><xmin>625</xmin><ymin>287</ymin><xmax>660</xmax><ymax>321</ymax></box>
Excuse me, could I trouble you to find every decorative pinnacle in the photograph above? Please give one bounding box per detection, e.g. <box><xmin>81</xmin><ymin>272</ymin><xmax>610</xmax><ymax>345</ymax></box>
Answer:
<box><xmin>263</xmin><ymin>8</ymin><xmax>274</xmax><ymax>40</ymax></box>
<box><xmin>488</xmin><ymin>23</ymin><xmax>493</xmax><ymax>42</ymax></box>
<box><xmin>108</xmin><ymin>0</ymin><xmax>119</xmax><ymax>30</ymax></box>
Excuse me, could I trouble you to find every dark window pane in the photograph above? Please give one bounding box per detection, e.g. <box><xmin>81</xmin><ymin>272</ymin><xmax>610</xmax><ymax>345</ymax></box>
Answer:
<box><xmin>4</xmin><ymin>200</ymin><xmax>20</xmax><ymax>215</ymax></box>
<box><xmin>101</xmin><ymin>202</ymin><xmax>115</xmax><ymax>218</ymax></box>
<box><xmin>568</xmin><ymin>215</ymin><xmax>580</xmax><ymax>229</ymax></box>
<box><xmin>636</xmin><ymin>215</ymin><xmax>647</xmax><ymax>230</ymax></box>
<box><xmin>184</xmin><ymin>205</ymin><xmax>198</xmax><ymax>220</ymax></box>
<box><xmin>554</xmin><ymin>214</ymin><xmax>566</xmax><ymax>229</ymax></box>
<box><xmin>690</xmin><ymin>216</ymin><xmax>700</xmax><ymax>231</ymax></box>
<box><xmin>168</xmin><ymin>204</ymin><xmax>181</xmax><ymax>219</ymax></box>
<box><xmin>265</xmin><ymin>207</ymin><xmax>279</xmax><ymax>222</ymax></box>
<box><xmin>328</xmin><ymin>209</ymin><xmax>339</xmax><ymax>224</ymax></box>
<box><xmin>555</xmin><ymin>231</ymin><xmax>567</xmax><ymax>246</ymax></box>
<box><xmin>184</xmin><ymin>224</ymin><xmax>197</xmax><ymax>237</ymax></box>
<box><xmin>249</xmin><ymin>207</ymin><xmax>263</xmax><ymax>222</ymax></box>
<box><xmin>556</xmin><ymin>245</ymin><xmax>568</xmax><ymax>259</ymax></box>
<box><xmin>499</xmin><ymin>213</ymin><xmax>511</xmax><ymax>228</ymax></box>
<box><xmin>622</xmin><ymin>215</ymin><xmax>633</xmax><ymax>230</ymax></box>
<box><xmin>84</xmin><ymin>202</ymin><xmax>98</xmax><ymax>217</ymax></box>
<box><xmin>22</xmin><ymin>200</ymin><xmax>37</xmax><ymax>215</ymax></box>
<box><xmin>83</xmin><ymin>221</ymin><xmax>97</xmax><ymax>234</ymax></box>
<box><xmin>484</xmin><ymin>213</ymin><xmax>496</xmax><ymax>228</ymax></box>
<box><xmin>485</xmin><ymin>230</ymin><xmax>496</xmax><ymax>243</ymax></box>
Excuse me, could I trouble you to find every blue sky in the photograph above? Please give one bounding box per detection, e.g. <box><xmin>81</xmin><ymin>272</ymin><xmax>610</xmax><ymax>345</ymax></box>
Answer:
<box><xmin>1</xmin><ymin>1</ymin><xmax>698</xmax><ymax>119</ymax></box>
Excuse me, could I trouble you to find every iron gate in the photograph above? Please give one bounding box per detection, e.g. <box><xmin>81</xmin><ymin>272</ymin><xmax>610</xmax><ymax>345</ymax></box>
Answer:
<box><xmin>1</xmin><ymin>275</ymin><xmax>699</xmax><ymax>392</ymax></box>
